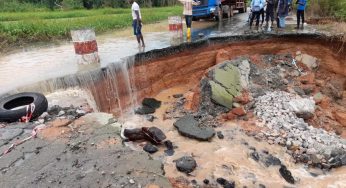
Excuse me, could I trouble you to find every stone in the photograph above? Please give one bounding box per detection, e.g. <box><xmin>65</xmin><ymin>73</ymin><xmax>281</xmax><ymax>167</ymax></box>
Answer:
<box><xmin>231</xmin><ymin>106</ymin><xmax>246</xmax><ymax>116</ymax></box>
<box><xmin>58</xmin><ymin>110</ymin><xmax>65</xmax><ymax>117</ymax></box>
<box><xmin>145</xmin><ymin>115</ymin><xmax>155</xmax><ymax>122</ymax></box>
<box><xmin>142</xmin><ymin>127</ymin><xmax>166</xmax><ymax>144</ymax></box>
<box><xmin>216</xmin><ymin>178</ymin><xmax>235</xmax><ymax>188</ymax></box>
<box><xmin>225</xmin><ymin>112</ymin><xmax>237</xmax><ymax>121</ymax></box>
<box><xmin>208</xmin><ymin>63</ymin><xmax>242</xmax><ymax>109</ymax></box>
<box><xmin>300</xmin><ymin>54</ymin><xmax>319</xmax><ymax>70</ymax></box>
<box><xmin>279</xmin><ymin>165</ymin><xmax>295</xmax><ymax>184</ymax></box>
<box><xmin>313</xmin><ymin>92</ymin><xmax>324</xmax><ymax>103</ymax></box>
<box><xmin>250</xmin><ymin>151</ymin><xmax>260</xmax><ymax>161</ymax></box>
<box><xmin>232</xmin><ymin>102</ymin><xmax>241</xmax><ymax>108</ymax></box>
<box><xmin>217</xmin><ymin>131</ymin><xmax>224</xmax><ymax>139</ymax></box>
<box><xmin>142</xmin><ymin>98</ymin><xmax>161</xmax><ymax>109</ymax></box>
<box><xmin>48</xmin><ymin>105</ymin><xmax>62</xmax><ymax>115</ymax></box>
<box><xmin>175</xmin><ymin>156</ymin><xmax>197</xmax><ymax>174</ymax></box>
<box><xmin>143</xmin><ymin>143</ymin><xmax>158</xmax><ymax>154</ymax></box>
<box><xmin>174</xmin><ymin>115</ymin><xmax>215</xmax><ymax>141</ymax></box>
<box><xmin>264</xmin><ymin>154</ymin><xmax>282</xmax><ymax>167</ymax></box>
<box><xmin>296</xmin><ymin>112</ymin><xmax>314</xmax><ymax>120</ymax></box>
<box><xmin>293</xmin><ymin>87</ymin><xmax>305</xmax><ymax>96</ymax></box>
<box><xmin>184</xmin><ymin>91</ymin><xmax>199</xmax><ymax>111</ymax></box>
<box><xmin>288</xmin><ymin>98</ymin><xmax>315</xmax><ymax>114</ymax></box>
<box><xmin>135</xmin><ymin>106</ymin><xmax>155</xmax><ymax>115</ymax></box>
<box><xmin>334</xmin><ymin>111</ymin><xmax>346</xmax><ymax>127</ymax></box>
<box><xmin>203</xmin><ymin>179</ymin><xmax>209</xmax><ymax>184</ymax></box>
<box><xmin>164</xmin><ymin>140</ymin><xmax>175</xmax><ymax>156</ymax></box>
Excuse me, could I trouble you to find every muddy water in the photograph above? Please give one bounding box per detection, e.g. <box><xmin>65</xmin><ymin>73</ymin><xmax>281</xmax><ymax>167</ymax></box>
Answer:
<box><xmin>0</xmin><ymin>20</ymin><xmax>218</xmax><ymax>95</ymax></box>
<box><xmin>122</xmin><ymin>85</ymin><xmax>346</xmax><ymax>188</ymax></box>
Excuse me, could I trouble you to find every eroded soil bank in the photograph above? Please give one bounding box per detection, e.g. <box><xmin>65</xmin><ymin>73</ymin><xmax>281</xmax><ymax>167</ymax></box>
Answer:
<box><xmin>0</xmin><ymin>33</ymin><xmax>345</xmax><ymax>188</ymax></box>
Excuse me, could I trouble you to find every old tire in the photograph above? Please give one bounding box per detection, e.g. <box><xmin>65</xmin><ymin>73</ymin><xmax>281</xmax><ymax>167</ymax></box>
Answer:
<box><xmin>0</xmin><ymin>92</ymin><xmax>48</xmax><ymax>122</ymax></box>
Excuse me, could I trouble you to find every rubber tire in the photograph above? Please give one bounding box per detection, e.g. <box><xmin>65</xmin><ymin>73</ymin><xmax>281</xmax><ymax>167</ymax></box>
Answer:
<box><xmin>0</xmin><ymin>92</ymin><xmax>48</xmax><ymax>122</ymax></box>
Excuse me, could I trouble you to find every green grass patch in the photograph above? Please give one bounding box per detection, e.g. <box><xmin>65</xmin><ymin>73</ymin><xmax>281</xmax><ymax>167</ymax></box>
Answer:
<box><xmin>0</xmin><ymin>6</ymin><xmax>182</xmax><ymax>46</ymax></box>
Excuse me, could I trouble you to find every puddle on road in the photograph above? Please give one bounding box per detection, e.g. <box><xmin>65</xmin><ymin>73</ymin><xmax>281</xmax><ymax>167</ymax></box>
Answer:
<box><xmin>122</xmin><ymin>85</ymin><xmax>346</xmax><ymax>188</ymax></box>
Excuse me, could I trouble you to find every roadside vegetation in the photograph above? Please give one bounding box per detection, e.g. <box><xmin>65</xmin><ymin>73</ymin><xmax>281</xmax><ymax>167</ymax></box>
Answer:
<box><xmin>0</xmin><ymin>6</ymin><xmax>182</xmax><ymax>50</ymax></box>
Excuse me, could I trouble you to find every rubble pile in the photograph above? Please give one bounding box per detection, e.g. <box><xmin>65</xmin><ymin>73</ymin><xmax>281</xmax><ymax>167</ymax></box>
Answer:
<box><xmin>254</xmin><ymin>91</ymin><xmax>346</xmax><ymax>168</ymax></box>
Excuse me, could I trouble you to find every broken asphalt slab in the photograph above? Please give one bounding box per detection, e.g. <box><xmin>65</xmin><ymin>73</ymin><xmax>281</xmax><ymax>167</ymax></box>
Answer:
<box><xmin>173</xmin><ymin>115</ymin><xmax>215</xmax><ymax>141</ymax></box>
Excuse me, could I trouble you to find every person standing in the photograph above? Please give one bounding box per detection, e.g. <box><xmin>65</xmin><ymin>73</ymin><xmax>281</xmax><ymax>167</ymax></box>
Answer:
<box><xmin>250</xmin><ymin>0</ymin><xmax>265</xmax><ymax>30</ymax></box>
<box><xmin>129</xmin><ymin>0</ymin><xmax>145</xmax><ymax>47</ymax></box>
<box><xmin>277</xmin><ymin>0</ymin><xmax>289</xmax><ymax>28</ymax></box>
<box><xmin>265</xmin><ymin>0</ymin><xmax>275</xmax><ymax>28</ymax></box>
<box><xmin>295</xmin><ymin>0</ymin><xmax>306</xmax><ymax>29</ymax></box>
<box><xmin>177</xmin><ymin>0</ymin><xmax>201</xmax><ymax>39</ymax></box>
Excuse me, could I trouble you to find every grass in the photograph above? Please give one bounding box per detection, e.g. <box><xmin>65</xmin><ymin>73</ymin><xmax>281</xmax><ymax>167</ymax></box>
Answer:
<box><xmin>0</xmin><ymin>6</ymin><xmax>182</xmax><ymax>49</ymax></box>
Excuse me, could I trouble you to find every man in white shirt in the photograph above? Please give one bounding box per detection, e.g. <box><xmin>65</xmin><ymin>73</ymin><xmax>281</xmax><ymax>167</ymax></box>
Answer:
<box><xmin>129</xmin><ymin>0</ymin><xmax>145</xmax><ymax>47</ymax></box>
<box><xmin>177</xmin><ymin>0</ymin><xmax>200</xmax><ymax>39</ymax></box>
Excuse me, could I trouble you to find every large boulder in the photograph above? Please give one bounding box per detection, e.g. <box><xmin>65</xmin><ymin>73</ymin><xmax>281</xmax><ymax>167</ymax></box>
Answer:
<box><xmin>173</xmin><ymin>115</ymin><xmax>215</xmax><ymax>141</ymax></box>
<box><xmin>209</xmin><ymin>62</ymin><xmax>242</xmax><ymax>109</ymax></box>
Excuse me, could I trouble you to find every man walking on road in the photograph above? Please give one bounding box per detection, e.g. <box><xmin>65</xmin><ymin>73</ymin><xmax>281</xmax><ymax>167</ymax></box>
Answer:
<box><xmin>129</xmin><ymin>0</ymin><xmax>145</xmax><ymax>48</ymax></box>
<box><xmin>295</xmin><ymin>0</ymin><xmax>306</xmax><ymax>29</ymax></box>
<box><xmin>177</xmin><ymin>0</ymin><xmax>201</xmax><ymax>39</ymax></box>
<box><xmin>250</xmin><ymin>0</ymin><xmax>265</xmax><ymax>30</ymax></box>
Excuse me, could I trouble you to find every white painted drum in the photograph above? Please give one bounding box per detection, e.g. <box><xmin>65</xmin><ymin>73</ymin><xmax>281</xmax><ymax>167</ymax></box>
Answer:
<box><xmin>71</xmin><ymin>29</ymin><xmax>100</xmax><ymax>65</ymax></box>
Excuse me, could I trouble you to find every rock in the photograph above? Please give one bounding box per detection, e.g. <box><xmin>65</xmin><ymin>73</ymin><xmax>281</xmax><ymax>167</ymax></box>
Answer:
<box><xmin>216</xmin><ymin>178</ymin><xmax>235</xmax><ymax>188</ymax></box>
<box><xmin>232</xmin><ymin>102</ymin><xmax>241</xmax><ymax>108</ymax></box>
<box><xmin>300</xmin><ymin>54</ymin><xmax>319</xmax><ymax>70</ymax></box>
<box><xmin>203</xmin><ymin>179</ymin><xmax>209</xmax><ymax>184</ymax></box>
<box><xmin>48</xmin><ymin>105</ymin><xmax>62</xmax><ymax>115</ymax></box>
<box><xmin>217</xmin><ymin>131</ymin><xmax>224</xmax><ymax>139</ymax></box>
<box><xmin>250</xmin><ymin>151</ymin><xmax>260</xmax><ymax>161</ymax></box>
<box><xmin>225</xmin><ymin>112</ymin><xmax>237</xmax><ymax>120</ymax></box>
<box><xmin>296</xmin><ymin>112</ymin><xmax>314</xmax><ymax>120</ymax></box>
<box><xmin>231</xmin><ymin>106</ymin><xmax>246</xmax><ymax>116</ymax></box>
<box><xmin>58</xmin><ymin>110</ymin><xmax>65</xmax><ymax>117</ymax></box>
<box><xmin>135</xmin><ymin>106</ymin><xmax>155</xmax><ymax>115</ymax></box>
<box><xmin>142</xmin><ymin>127</ymin><xmax>166</xmax><ymax>144</ymax></box>
<box><xmin>142</xmin><ymin>98</ymin><xmax>161</xmax><ymax>109</ymax></box>
<box><xmin>175</xmin><ymin>156</ymin><xmax>197</xmax><ymax>174</ymax></box>
<box><xmin>288</xmin><ymin>98</ymin><xmax>315</xmax><ymax>114</ymax></box>
<box><xmin>208</xmin><ymin>63</ymin><xmax>242</xmax><ymax>109</ymax></box>
<box><xmin>173</xmin><ymin>94</ymin><xmax>183</xmax><ymax>98</ymax></box>
<box><xmin>124</xmin><ymin>128</ymin><xmax>146</xmax><ymax>141</ymax></box>
<box><xmin>334</xmin><ymin>111</ymin><xmax>346</xmax><ymax>127</ymax></box>
<box><xmin>279</xmin><ymin>165</ymin><xmax>295</xmax><ymax>184</ymax></box>
<box><xmin>145</xmin><ymin>115</ymin><xmax>155</xmax><ymax>122</ymax></box>
<box><xmin>313</xmin><ymin>92</ymin><xmax>324</xmax><ymax>103</ymax></box>
<box><xmin>129</xmin><ymin>179</ymin><xmax>135</xmax><ymax>184</ymax></box>
<box><xmin>293</xmin><ymin>87</ymin><xmax>305</xmax><ymax>96</ymax></box>
<box><xmin>265</xmin><ymin>154</ymin><xmax>282</xmax><ymax>167</ymax></box>
<box><xmin>143</xmin><ymin>143</ymin><xmax>158</xmax><ymax>154</ymax></box>
<box><xmin>174</xmin><ymin>115</ymin><xmax>215</xmax><ymax>141</ymax></box>
<box><xmin>164</xmin><ymin>140</ymin><xmax>175</xmax><ymax>156</ymax></box>
<box><xmin>76</xmin><ymin>109</ymin><xmax>86</xmax><ymax>117</ymax></box>
<box><xmin>66</xmin><ymin>109</ymin><xmax>77</xmax><ymax>117</ymax></box>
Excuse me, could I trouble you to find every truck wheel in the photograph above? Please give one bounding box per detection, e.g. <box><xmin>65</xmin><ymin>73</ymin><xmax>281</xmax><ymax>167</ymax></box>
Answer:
<box><xmin>192</xmin><ymin>17</ymin><xmax>199</xmax><ymax>21</ymax></box>
<box><xmin>0</xmin><ymin>92</ymin><xmax>48</xmax><ymax>122</ymax></box>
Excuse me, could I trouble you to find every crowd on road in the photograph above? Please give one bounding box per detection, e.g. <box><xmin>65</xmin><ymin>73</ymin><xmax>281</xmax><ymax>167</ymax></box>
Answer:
<box><xmin>128</xmin><ymin>0</ymin><xmax>307</xmax><ymax>47</ymax></box>
<box><xmin>249</xmin><ymin>0</ymin><xmax>307</xmax><ymax>30</ymax></box>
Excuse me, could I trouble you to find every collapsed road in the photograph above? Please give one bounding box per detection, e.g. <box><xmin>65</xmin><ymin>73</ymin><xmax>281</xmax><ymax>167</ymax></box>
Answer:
<box><xmin>0</xmin><ymin>15</ymin><xmax>345</xmax><ymax>188</ymax></box>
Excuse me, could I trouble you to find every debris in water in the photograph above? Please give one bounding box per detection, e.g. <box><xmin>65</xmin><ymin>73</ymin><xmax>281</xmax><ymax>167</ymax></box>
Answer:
<box><xmin>175</xmin><ymin>156</ymin><xmax>197</xmax><ymax>174</ymax></box>
<box><xmin>279</xmin><ymin>165</ymin><xmax>295</xmax><ymax>184</ymax></box>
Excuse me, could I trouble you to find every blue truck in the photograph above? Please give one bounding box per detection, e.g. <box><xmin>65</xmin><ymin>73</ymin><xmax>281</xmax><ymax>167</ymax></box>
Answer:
<box><xmin>192</xmin><ymin>0</ymin><xmax>247</xmax><ymax>21</ymax></box>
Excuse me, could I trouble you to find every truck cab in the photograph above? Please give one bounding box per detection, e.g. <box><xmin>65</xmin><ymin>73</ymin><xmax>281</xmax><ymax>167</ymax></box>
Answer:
<box><xmin>192</xmin><ymin>0</ymin><xmax>246</xmax><ymax>20</ymax></box>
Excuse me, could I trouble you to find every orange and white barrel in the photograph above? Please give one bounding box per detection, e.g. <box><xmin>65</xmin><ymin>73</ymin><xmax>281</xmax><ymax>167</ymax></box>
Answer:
<box><xmin>168</xmin><ymin>16</ymin><xmax>183</xmax><ymax>45</ymax></box>
<box><xmin>71</xmin><ymin>29</ymin><xmax>100</xmax><ymax>65</ymax></box>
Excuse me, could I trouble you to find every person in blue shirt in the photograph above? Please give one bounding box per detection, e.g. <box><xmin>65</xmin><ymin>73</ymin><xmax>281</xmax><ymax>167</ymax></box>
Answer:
<box><xmin>295</xmin><ymin>0</ymin><xmax>306</xmax><ymax>29</ymax></box>
<box><xmin>250</xmin><ymin>0</ymin><xmax>265</xmax><ymax>29</ymax></box>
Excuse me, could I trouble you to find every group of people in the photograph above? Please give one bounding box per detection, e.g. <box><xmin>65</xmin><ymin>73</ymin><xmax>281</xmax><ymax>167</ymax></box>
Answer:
<box><xmin>250</xmin><ymin>0</ymin><xmax>306</xmax><ymax>30</ymax></box>
<box><xmin>129</xmin><ymin>0</ymin><xmax>307</xmax><ymax>48</ymax></box>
